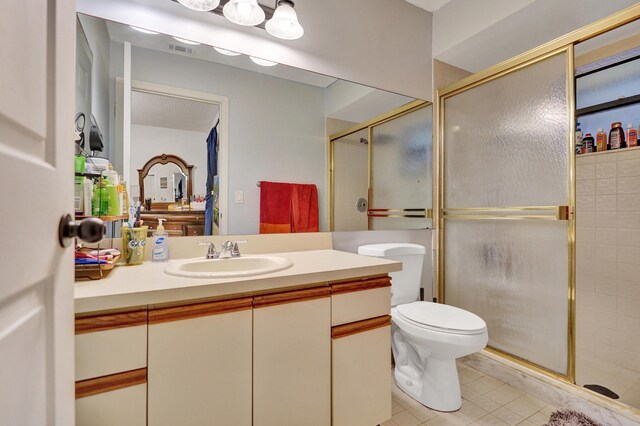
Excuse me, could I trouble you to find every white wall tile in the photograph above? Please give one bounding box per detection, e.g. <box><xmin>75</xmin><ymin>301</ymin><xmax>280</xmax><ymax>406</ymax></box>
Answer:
<box><xmin>577</xmin><ymin>179</ymin><xmax>596</xmax><ymax>196</ymax></box>
<box><xmin>595</xmin><ymin>277</ymin><xmax>617</xmax><ymax>296</ymax></box>
<box><xmin>617</xmin><ymin>212</ymin><xmax>640</xmax><ymax>229</ymax></box>
<box><xmin>596</xmin><ymin>195</ymin><xmax>617</xmax><ymax>211</ymax></box>
<box><xmin>616</xmin><ymin>228</ymin><xmax>640</xmax><ymax>247</ymax></box>
<box><xmin>577</xmin><ymin>243</ymin><xmax>596</xmax><ymax>260</ymax></box>
<box><xmin>617</xmin><ymin>194</ymin><xmax>640</xmax><ymax>211</ymax></box>
<box><xmin>617</xmin><ymin>159</ymin><xmax>640</xmax><ymax>178</ymax></box>
<box><xmin>596</xmin><ymin>161</ymin><xmax>617</xmax><ymax>179</ymax></box>
<box><xmin>576</xmin><ymin>226</ymin><xmax>595</xmax><ymax>244</ymax></box>
<box><xmin>618</xmin><ymin>176</ymin><xmax>640</xmax><ymax>194</ymax></box>
<box><xmin>596</xmin><ymin>211</ymin><xmax>616</xmax><ymax>228</ymax></box>
<box><xmin>617</xmin><ymin>248</ymin><xmax>640</xmax><ymax>265</ymax></box>
<box><xmin>596</xmin><ymin>178</ymin><xmax>618</xmax><ymax>195</ymax></box>
<box><xmin>618</xmin><ymin>279</ymin><xmax>640</xmax><ymax>299</ymax></box>
<box><xmin>577</xmin><ymin>163</ymin><xmax>595</xmax><ymax>181</ymax></box>
<box><xmin>576</xmin><ymin>212</ymin><xmax>595</xmax><ymax>228</ymax></box>
<box><xmin>576</xmin><ymin>274</ymin><xmax>595</xmax><ymax>292</ymax></box>
<box><xmin>617</xmin><ymin>149</ymin><xmax>640</xmax><ymax>162</ymax></box>
<box><xmin>577</xmin><ymin>195</ymin><xmax>595</xmax><ymax>212</ymax></box>
<box><xmin>595</xmin><ymin>244</ymin><xmax>616</xmax><ymax>263</ymax></box>
<box><xmin>595</xmin><ymin>228</ymin><xmax>616</xmax><ymax>246</ymax></box>
<box><xmin>617</xmin><ymin>262</ymin><xmax>640</xmax><ymax>283</ymax></box>
<box><xmin>619</xmin><ymin>297</ymin><xmax>640</xmax><ymax>319</ymax></box>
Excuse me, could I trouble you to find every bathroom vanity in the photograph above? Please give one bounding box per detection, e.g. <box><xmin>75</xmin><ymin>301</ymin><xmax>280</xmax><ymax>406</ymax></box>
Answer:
<box><xmin>74</xmin><ymin>249</ymin><xmax>401</xmax><ymax>426</ymax></box>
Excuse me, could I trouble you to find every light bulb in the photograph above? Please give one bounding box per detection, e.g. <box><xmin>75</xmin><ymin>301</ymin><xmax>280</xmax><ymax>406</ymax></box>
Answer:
<box><xmin>214</xmin><ymin>47</ymin><xmax>241</xmax><ymax>56</ymax></box>
<box><xmin>237</xmin><ymin>2</ymin><xmax>251</xmax><ymax>16</ymax></box>
<box><xmin>130</xmin><ymin>26</ymin><xmax>159</xmax><ymax>35</ymax></box>
<box><xmin>177</xmin><ymin>0</ymin><xmax>220</xmax><ymax>12</ymax></box>
<box><xmin>250</xmin><ymin>56</ymin><xmax>278</xmax><ymax>67</ymax></box>
<box><xmin>173</xmin><ymin>37</ymin><xmax>201</xmax><ymax>45</ymax></box>
<box><xmin>265</xmin><ymin>0</ymin><xmax>303</xmax><ymax>40</ymax></box>
<box><xmin>223</xmin><ymin>0</ymin><xmax>265</xmax><ymax>26</ymax></box>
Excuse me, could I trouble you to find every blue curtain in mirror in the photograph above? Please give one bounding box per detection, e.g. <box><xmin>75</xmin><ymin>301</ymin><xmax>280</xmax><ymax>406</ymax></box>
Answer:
<box><xmin>204</xmin><ymin>124</ymin><xmax>218</xmax><ymax>235</ymax></box>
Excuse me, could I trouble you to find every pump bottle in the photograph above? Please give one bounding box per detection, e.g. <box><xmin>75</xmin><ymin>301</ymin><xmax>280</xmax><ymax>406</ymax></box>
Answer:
<box><xmin>152</xmin><ymin>218</ymin><xmax>170</xmax><ymax>262</ymax></box>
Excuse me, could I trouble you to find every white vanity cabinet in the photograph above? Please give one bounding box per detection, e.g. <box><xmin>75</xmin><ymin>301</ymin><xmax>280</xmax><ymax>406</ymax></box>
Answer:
<box><xmin>331</xmin><ymin>277</ymin><xmax>393</xmax><ymax>426</ymax></box>
<box><xmin>147</xmin><ymin>298</ymin><xmax>253</xmax><ymax>426</ymax></box>
<box><xmin>253</xmin><ymin>287</ymin><xmax>332</xmax><ymax>426</ymax></box>
<box><xmin>74</xmin><ymin>273</ymin><xmax>394</xmax><ymax>425</ymax></box>
<box><xmin>74</xmin><ymin>310</ymin><xmax>148</xmax><ymax>426</ymax></box>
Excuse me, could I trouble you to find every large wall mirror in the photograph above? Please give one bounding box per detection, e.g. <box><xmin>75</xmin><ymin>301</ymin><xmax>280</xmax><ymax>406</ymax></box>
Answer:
<box><xmin>75</xmin><ymin>13</ymin><xmax>432</xmax><ymax>236</ymax></box>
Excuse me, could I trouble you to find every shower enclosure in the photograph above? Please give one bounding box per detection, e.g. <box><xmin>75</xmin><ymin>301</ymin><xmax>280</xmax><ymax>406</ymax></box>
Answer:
<box><xmin>330</xmin><ymin>101</ymin><xmax>433</xmax><ymax>232</ymax></box>
<box><xmin>437</xmin><ymin>5</ymin><xmax>640</xmax><ymax>411</ymax></box>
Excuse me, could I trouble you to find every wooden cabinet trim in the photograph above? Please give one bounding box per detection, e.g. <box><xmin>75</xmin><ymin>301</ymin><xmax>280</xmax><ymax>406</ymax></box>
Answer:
<box><xmin>253</xmin><ymin>286</ymin><xmax>331</xmax><ymax>308</ymax></box>
<box><xmin>331</xmin><ymin>315</ymin><xmax>391</xmax><ymax>339</ymax></box>
<box><xmin>76</xmin><ymin>368</ymin><xmax>147</xmax><ymax>399</ymax></box>
<box><xmin>75</xmin><ymin>309</ymin><xmax>148</xmax><ymax>335</ymax></box>
<box><xmin>331</xmin><ymin>276</ymin><xmax>391</xmax><ymax>295</ymax></box>
<box><xmin>149</xmin><ymin>297</ymin><xmax>253</xmax><ymax>325</ymax></box>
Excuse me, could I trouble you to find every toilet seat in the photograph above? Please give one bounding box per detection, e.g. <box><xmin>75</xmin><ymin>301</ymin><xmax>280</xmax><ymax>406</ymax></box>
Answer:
<box><xmin>396</xmin><ymin>302</ymin><xmax>486</xmax><ymax>335</ymax></box>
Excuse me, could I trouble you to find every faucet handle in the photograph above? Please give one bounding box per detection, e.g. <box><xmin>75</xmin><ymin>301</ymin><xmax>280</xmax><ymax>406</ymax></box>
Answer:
<box><xmin>231</xmin><ymin>240</ymin><xmax>247</xmax><ymax>257</ymax></box>
<box><xmin>197</xmin><ymin>242</ymin><xmax>219</xmax><ymax>259</ymax></box>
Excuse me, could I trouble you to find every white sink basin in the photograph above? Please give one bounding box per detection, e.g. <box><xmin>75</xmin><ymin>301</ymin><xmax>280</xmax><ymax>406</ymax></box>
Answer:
<box><xmin>164</xmin><ymin>255</ymin><xmax>293</xmax><ymax>278</ymax></box>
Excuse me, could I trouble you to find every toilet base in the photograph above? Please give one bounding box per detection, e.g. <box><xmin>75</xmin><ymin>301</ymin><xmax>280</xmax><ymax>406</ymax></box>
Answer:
<box><xmin>394</xmin><ymin>357</ymin><xmax>462</xmax><ymax>412</ymax></box>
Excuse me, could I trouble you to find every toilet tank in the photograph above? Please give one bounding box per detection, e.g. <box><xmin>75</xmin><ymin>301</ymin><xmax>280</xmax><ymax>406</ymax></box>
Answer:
<box><xmin>357</xmin><ymin>243</ymin><xmax>426</xmax><ymax>306</ymax></box>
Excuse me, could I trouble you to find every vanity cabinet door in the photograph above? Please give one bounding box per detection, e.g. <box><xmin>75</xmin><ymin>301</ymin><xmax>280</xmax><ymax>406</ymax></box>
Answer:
<box><xmin>147</xmin><ymin>298</ymin><xmax>253</xmax><ymax>426</ymax></box>
<box><xmin>332</xmin><ymin>316</ymin><xmax>392</xmax><ymax>426</ymax></box>
<box><xmin>253</xmin><ymin>287</ymin><xmax>332</xmax><ymax>426</ymax></box>
<box><xmin>76</xmin><ymin>370</ymin><xmax>147</xmax><ymax>426</ymax></box>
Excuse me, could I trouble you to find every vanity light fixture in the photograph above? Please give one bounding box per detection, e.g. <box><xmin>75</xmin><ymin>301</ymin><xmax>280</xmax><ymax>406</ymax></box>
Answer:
<box><xmin>172</xmin><ymin>36</ymin><xmax>202</xmax><ymax>45</ymax></box>
<box><xmin>214</xmin><ymin>47</ymin><xmax>242</xmax><ymax>56</ymax></box>
<box><xmin>177</xmin><ymin>0</ymin><xmax>220</xmax><ymax>11</ymax></box>
<box><xmin>265</xmin><ymin>0</ymin><xmax>303</xmax><ymax>40</ymax></box>
<box><xmin>223</xmin><ymin>0</ymin><xmax>265</xmax><ymax>26</ymax></box>
<box><xmin>130</xmin><ymin>26</ymin><xmax>160</xmax><ymax>35</ymax></box>
<box><xmin>250</xmin><ymin>56</ymin><xmax>278</xmax><ymax>66</ymax></box>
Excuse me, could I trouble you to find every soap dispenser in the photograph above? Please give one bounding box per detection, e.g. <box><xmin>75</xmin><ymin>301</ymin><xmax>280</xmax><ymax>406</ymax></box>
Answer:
<box><xmin>152</xmin><ymin>218</ymin><xmax>170</xmax><ymax>262</ymax></box>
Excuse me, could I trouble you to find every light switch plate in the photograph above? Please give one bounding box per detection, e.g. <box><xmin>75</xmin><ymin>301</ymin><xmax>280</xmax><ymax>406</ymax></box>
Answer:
<box><xmin>234</xmin><ymin>190</ymin><xmax>244</xmax><ymax>204</ymax></box>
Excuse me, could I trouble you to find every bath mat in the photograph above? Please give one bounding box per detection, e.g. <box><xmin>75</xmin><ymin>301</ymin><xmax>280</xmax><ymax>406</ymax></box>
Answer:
<box><xmin>544</xmin><ymin>409</ymin><xmax>604</xmax><ymax>426</ymax></box>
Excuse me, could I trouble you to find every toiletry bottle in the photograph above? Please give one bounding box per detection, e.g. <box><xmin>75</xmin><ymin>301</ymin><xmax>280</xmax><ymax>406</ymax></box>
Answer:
<box><xmin>596</xmin><ymin>128</ymin><xmax>607</xmax><ymax>152</ymax></box>
<box><xmin>610</xmin><ymin>122</ymin><xmax>626</xmax><ymax>150</ymax></box>
<box><xmin>152</xmin><ymin>218</ymin><xmax>169</xmax><ymax>262</ymax></box>
<box><xmin>627</xmin><ymin>123</ymin><xmax>637</xmax><ymax>147</ymax></box>
<box><xmin>575</xmin><ymin>122</ymin><xmax>583</xmax><ymax>154</ymax></box>
<box><xmin>92</xmin><ymin>181</ymin><xmax>102</xmax><ymax>216</ymax></box>
<box><xmin>105</xmin><ymin>178</ymin><xmax>120</xmax><ymax>217</ymax></box>
<box><xmin>582</xmin><ymin>133</ymin><xmax>595</xmax><ymax>153</ymax></box>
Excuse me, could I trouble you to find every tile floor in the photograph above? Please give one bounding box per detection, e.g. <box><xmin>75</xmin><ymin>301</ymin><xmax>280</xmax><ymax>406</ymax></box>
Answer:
<box><xmin>382</xmin><ymin>362</ymin><xmax>558</xmax><ymax>426</ymax></box>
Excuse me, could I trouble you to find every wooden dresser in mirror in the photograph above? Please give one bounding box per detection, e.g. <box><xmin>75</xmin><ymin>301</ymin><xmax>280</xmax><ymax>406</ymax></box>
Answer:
<box><xmin>138</xmin><ymin>153</ymin><xmax>205</xmax><ymax>236</ymax></box>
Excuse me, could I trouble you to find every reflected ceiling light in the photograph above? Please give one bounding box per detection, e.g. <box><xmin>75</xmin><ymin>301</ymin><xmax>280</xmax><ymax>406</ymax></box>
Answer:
<box><xmin>214</xmin><ymin>47</ymin><xmax>242</xmax><ymax>56</ymax></box>
<box><xmin>172</xmin><ymin>36</ymin><xmax>201</xmax><ymax>45</ymax></box>
<box><xmin>223</xmin><ymin>0</ymin><xmax>265</xmax><ymax>26</ymax></box>
<box><xmin>266</xmin><ymin>0</ymin><xmax>303</xmax><ymax>40</ymax></box>
<box><xmin>250</xmin><ymin>56</ymin><xmax>278</xmax><ymax>67</ymax></box>
<box><xmin>130</xmin><ymin>26</ymin><xmax>159</xmax><ymax>35</ymax></box>
<box><xmin>177</xmin><ymin>0</ymin><xmax>220</xmax><ymax>11</ymax></box>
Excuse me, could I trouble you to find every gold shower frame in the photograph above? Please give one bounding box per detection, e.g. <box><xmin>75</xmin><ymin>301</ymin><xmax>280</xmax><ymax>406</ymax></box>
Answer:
<box><xmin>328</xmin><ymin>100</ymin><xmax>432</xmax><ymax>231</ymax></box>
<box><xmin>435</xmin><ymin>3</ymin><xmax>640</xmax><ymax>384</ymax></box>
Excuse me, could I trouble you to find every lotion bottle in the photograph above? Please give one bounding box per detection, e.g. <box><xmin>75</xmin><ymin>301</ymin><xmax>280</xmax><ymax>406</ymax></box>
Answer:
<box><xmin>152</xmin><ymin>218</ymin><xmax>169</xmax><ymax>262</ymax></box>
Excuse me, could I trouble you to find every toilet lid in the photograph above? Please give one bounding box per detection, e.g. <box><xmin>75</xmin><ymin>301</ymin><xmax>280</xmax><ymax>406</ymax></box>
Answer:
<box><xmin>397</xmin><ymin>302</ymin><xmax>486</xmax><ymax>335</ymax></box>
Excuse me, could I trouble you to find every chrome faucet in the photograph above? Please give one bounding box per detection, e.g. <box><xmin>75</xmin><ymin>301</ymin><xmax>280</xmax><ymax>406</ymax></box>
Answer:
<box><xmin>220</xmin><ymin>240</ymin><xmax>247</xmax><ymax>258</ymax></box>
<box><xmin>197</xmin><ymin>242</ymin><xmax>219</xmax><ymax>259</ymax></box>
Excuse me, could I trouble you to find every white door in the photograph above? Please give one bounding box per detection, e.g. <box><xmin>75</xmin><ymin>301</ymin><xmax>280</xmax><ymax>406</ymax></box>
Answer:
<box><xmin>0</xmin><ymin>1</ymin><xmax>76</xmax><ymax>425</ymax></box>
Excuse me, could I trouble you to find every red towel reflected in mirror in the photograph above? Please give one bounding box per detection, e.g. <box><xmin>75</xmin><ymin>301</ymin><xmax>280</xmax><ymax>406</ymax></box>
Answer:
<box><xmin>259</xmin><ymin>181</ymin><xmax>319</xmax><ymax>234</ymax></box>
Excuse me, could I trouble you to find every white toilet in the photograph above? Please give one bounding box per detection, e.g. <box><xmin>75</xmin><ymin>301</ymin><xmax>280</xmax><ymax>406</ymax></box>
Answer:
<box><xmin>358</xmin><ymin>243</ymin><xmax>488</xmax><ymax>412</ymax></box>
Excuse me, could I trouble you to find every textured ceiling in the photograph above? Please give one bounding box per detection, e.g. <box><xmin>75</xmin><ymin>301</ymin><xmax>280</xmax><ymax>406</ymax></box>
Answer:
<box><xmin>131</xmin><ymin>91</ymin><xmax>219</xmax><ymax>133</ymax></box>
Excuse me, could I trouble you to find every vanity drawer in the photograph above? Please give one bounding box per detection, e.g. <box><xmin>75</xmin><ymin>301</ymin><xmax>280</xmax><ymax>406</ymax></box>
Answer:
<box><xmin>75</xmin><ymin>310</ymin><xmax>148</xmax><ymax>381</ymax></box>
<box><xmin>184</xmin><ymin>224</ymin><xmax>204</xmax><ymax>236</ymax></box>
<box><xmin>331</xmin><ymin>277</ymin><xmax>391</xmax><ymax>326</ymax></box>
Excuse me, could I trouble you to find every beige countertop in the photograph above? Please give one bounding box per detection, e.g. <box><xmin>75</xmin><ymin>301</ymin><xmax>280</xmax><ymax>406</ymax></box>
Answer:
<box><xmin>74</xmin><ymin>249</ymin><xmax>401</xmax><ymax>314</ymax></box>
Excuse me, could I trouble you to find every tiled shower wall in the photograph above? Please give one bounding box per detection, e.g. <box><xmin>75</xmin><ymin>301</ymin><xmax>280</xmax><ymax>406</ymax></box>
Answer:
<box><xmin>576</xmin><ymin>149</ymin><xmax>640</xmax><ymax>404</ymax></box>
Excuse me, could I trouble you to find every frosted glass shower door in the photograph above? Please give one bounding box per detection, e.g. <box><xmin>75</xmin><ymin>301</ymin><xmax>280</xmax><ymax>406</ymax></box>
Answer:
<box><xmin>369</xmin><ymin>105</ymin><xmax>433</xmax><ymax>230</ymax></box>
<box><xmin>441</xmin><ymin>49</ymin><xmax>573</xmax><ymax>376</ymax></box>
